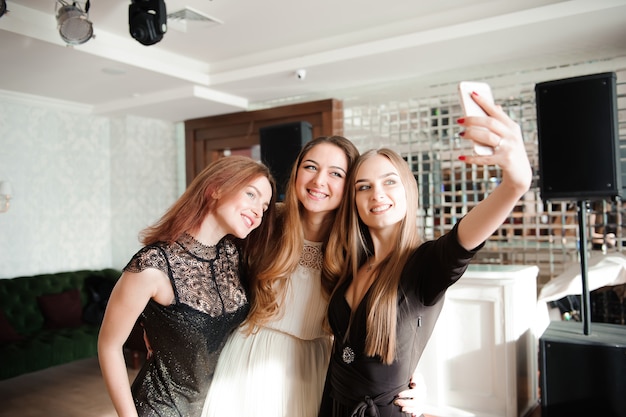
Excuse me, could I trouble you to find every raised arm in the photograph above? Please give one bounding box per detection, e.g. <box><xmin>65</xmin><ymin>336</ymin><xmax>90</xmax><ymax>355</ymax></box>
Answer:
<box><xmin>456</xmin><ymin>91</ymin><xmax>533</xmax><ymax>250</ymax></box>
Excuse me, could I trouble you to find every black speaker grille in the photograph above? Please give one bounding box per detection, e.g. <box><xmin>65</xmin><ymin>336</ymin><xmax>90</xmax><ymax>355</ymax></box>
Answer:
<box><xmin>259</xmin><ymin>121</ymin><xmax>312</xmax><ymax>201</ymax></box>
<box><xmin>539</xmin><ymin>321</ymin><xmax>626</xmax><ymax>417</ymax></box>
<box><xmin>536</xmin><ymin>72</ymin><xmax>621</xmax><ymax>201</ymax></box>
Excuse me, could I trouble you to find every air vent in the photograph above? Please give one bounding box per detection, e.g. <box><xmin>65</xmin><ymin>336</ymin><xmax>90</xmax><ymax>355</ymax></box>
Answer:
<box><xmin>167</xmin><ymin>6</ymin><xmax>223</xmax><ymax>32</ymax></box>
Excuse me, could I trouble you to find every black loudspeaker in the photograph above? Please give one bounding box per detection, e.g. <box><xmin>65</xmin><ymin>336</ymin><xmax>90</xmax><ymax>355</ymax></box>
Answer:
<box><xmin>260</xmin><ymin>121</ymin><xmax>312</xmax><ymax>201</ymax></box>
<box><xmin>539</xmin><ymin>321</ymin><xmax>626</xmax><ymax>417</ymax></box>
<box><xmin>535</xmin><ymin>72</ymin><xmax>621</xmax><ymax>201</ymax></box>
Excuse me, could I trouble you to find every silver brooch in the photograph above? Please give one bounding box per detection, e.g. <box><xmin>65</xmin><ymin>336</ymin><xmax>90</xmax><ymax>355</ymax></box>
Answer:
<box><xmin>342</xmin><ymin>346</ymin><xmax>355</xmax><ymax>364</ymax></box>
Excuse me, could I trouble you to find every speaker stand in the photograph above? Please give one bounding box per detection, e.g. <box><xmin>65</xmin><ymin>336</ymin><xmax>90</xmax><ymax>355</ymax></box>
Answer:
<box><xmin>539</xmin><ymin>200</ymin><xmax>626</xmax><ymax>417</ymax></box>
<box><xmin>576</xmin><ymin>200</ymin><xmax>592</xmax><ymax>335</ymax></box>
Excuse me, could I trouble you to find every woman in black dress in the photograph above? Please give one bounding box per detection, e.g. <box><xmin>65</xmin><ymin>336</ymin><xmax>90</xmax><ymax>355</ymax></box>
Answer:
<box><xmin>320</xmin><ymin>91</ymin><xmax>532</xmax><ymax>416</ymax></box>
<box><xmin>99</xmin><ymin>156</ymin><xmax>277</xmax><ymax>417</ymax></box>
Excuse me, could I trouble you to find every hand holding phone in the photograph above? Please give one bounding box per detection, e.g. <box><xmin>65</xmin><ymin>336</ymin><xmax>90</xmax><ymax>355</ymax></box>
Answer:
<box><xmin>458</xmin><ymin>81</ymin><xmax>495</xmax><ymax>155</ymax></box>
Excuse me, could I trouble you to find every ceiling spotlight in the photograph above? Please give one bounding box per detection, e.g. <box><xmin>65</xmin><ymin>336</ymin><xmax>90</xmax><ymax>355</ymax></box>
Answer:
<box><xmin>129</xmin><ymin>0</ymin><xmax>167</xmax><ymax>46</ymax></box>
<box><xmin>56</xmin><ymin>1</ymin><xmax>94</xmax><ymax>45</ymax></box>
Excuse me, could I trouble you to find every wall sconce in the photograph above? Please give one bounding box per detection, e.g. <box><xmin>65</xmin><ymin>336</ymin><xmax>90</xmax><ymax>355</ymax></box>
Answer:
<box><xmin>0</xmin><ymin>181</ymin><xmax>13</xmax><ymax>213</ymax></box>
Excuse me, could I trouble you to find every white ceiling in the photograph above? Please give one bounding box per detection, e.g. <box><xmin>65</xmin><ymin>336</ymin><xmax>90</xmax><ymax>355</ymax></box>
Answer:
<box><xmin>1</xmin><ymin>0</ymin><xmax>626</xmax><ymax>122</ymax></box>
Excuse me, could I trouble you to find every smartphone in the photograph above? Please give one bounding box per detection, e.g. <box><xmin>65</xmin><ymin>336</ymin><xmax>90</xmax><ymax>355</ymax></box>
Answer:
<box><xmin>458</xmin><ymin>81</ymin><xmax>495</xmax><ymax>156</ymax></box>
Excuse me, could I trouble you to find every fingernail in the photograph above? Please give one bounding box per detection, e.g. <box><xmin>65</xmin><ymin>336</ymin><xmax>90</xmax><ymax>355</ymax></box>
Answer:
<box><xmin>472</xmin><ymin>91</ymin><xmax>480</xmax><ymax>97</ymax></box>
<box><xmin>410</xmin><ymin>382</ymin><xmax>416</xmax><ymax>388</ymax></box>
<box><xmin>458</xmin><ymin>155</ymin><xmax>466</xmax><ymax>161</ymax></box>
<box><xmin>459</xmin><ymin>131</ymin><xmax>465</xmax><ymax>137</ymax></box>
<box><xmin>457</xmin><ymin>118</ymin><xmax>465</xmax><ymax>124</ymax></box>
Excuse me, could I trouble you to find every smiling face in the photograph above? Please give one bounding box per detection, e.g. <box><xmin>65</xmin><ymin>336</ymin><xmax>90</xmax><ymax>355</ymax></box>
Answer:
<box><xmin>354</xmin><ymin>154</ymin><xmax>408</xmax><ymax>231</ymax></box>
<box><xmin>213</xmin><ymin>175</ymin><xmax>273</xmax><ymax>239</ymax></box>
<box><xmin>295</xmin><ymin>142</ymin><xmax>349</xmax><ymax>216</ymax></box>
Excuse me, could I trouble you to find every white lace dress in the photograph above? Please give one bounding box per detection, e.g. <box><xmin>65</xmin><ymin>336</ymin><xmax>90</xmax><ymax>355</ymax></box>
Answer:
<box><xmin>201</xmin><ymin>240</ymin><xmax>332</xmax><ymax>417</ymax></box>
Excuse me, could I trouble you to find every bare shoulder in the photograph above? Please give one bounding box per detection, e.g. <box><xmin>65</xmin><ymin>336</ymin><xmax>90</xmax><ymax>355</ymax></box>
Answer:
<box><xmin>115</xmin><ymin>267</ymin><xmax>173</xmax><ymax>305</ymax></box>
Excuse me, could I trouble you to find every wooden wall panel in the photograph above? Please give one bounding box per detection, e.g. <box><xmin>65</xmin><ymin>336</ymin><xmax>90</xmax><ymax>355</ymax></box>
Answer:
<box><xmin>184</xmin><ymin>99</ymin><xmax>343</xmax><ymax>184</ymax></box>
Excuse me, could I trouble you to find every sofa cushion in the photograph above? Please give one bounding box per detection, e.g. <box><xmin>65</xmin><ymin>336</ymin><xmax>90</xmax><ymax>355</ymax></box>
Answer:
<box><xmin>0</xmin><ymin>309</ymin><xmax>23</xmax><ymax>343</ymax></box>
<box><xmin>0</xmin><ymin>269</ymin><xmax>120</xmax><ymax>335</ymax></box>
<box><xmin>0</xmin><ymin>325</ymin><xmax>100</xmax><ymax>379</ymax></box>
<box><xmin>37</xmin><ymin>289</ymin><xmax>84</xmax><ymax>329</ymax></box>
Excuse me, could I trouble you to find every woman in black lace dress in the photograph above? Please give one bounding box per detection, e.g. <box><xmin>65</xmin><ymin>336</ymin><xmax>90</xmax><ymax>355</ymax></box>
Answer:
<box><xmin>98</xmin><ymin>156</ymin><xmax>277</xmax><ymax>417</ymax></box>
<box><xmin>320</xmin><ymin>92</ymin><xmax>533</xmax><ymax>416</ymax></box>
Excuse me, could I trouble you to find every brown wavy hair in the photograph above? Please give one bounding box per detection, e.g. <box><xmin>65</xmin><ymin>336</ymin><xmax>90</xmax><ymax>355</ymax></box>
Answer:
<box><xmin>242</xmin><ymin>136</ymin><xmax>359</xmax><ymax>332</ymax></box>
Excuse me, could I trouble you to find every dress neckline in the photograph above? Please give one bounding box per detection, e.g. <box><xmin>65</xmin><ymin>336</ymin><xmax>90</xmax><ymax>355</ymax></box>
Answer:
<box><xmin>178</xmin><ymin>232</ymin><xmax>220</xmax><ymax>260</ymax></box>
<box><xmin>303</xmin><ymin>239</ymin><xmax>322</xmax><ymax>247</ymax></box>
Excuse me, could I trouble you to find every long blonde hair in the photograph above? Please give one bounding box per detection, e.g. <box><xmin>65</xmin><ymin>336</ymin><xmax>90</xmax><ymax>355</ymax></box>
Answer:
<box><xmin>243</xmin><ymin>136</ymin><xmax>359</xmax><ymax>332</ymax></box>
<box><xmin>328</xmin><ymin>148</ymin><xmax>422</xmax><ymax>364</ymax></box>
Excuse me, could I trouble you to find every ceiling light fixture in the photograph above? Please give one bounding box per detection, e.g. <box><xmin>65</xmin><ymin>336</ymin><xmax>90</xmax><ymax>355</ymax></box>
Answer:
<box><xmin>129</xmin><ymin>0</ymin><xmax>167</xmax><ymax>46</ymax></box>
<box><xmin>55</xmin><ymin>0</ymin><xmax>94</xmax><ymax>45</ymax></box>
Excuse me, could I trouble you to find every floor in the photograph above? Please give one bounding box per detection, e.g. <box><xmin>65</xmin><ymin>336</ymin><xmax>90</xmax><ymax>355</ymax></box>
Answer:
<box><xmin>0</xmin><ymin>357</ymin><xmax>138</xmax><ymax>417</ymax></box>
<box><xmin>0</xmin><ymin>357</ymin><xmax>543</xmax><ymax>417</ymax></box>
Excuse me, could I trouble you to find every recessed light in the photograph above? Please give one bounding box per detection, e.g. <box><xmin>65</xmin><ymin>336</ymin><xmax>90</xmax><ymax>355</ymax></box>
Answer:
<box><xmin>102</xmin><ymin>67</ymin><xmax>126</xmax><ymax>75</ymax></box>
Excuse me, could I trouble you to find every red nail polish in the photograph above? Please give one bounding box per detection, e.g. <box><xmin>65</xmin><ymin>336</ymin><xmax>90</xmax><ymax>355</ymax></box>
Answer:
<box><xmin>458</xmin><ymin>155</ymin><xmax>466</xmax><ymax>161</ymax></box>
<box><xmin>459</xmin><ymin>131</ymin><xmax>465</xmax><ymax>137</ymax></box>
<box><xmin>472</xmin><ymin>91</ymin><xmax>480</xmax><ymax>97</ymax></box>
<box><xmin>457</xmin><ymin>118</ymin><xmax>465</xmax><ymax>124</ymax></box>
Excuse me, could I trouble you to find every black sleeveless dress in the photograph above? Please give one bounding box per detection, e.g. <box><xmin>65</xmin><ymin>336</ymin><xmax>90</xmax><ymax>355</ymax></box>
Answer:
<box><xmin>320</xmin><ymin>225</ymin><xmax>481</xmax><ymax>417</ymax></box>
<box><xmin>125</xmin><ymin>234</ymin><xmax>249</xmax><ymax>417</ymax></box>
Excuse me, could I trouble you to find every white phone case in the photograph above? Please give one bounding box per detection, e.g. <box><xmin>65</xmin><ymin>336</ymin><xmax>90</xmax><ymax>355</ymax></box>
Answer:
<box><xmin>458</xmin><ymin>81</ymin><xmax>495</xmax><ymax>156</ymax></box>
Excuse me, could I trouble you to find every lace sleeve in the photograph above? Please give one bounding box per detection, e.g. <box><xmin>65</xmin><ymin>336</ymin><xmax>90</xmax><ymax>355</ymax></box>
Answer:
<box><xmin>124</xmin><ymin>245</ymin><xmax>169</xmax><ymax>277</ymax></box>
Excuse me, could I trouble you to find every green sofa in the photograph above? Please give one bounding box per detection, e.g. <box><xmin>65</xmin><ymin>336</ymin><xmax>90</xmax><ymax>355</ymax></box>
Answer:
<box><xmin>0</xmin><ymin>268</ymin><xmax>122</xmax><ymax>380</ymax></box>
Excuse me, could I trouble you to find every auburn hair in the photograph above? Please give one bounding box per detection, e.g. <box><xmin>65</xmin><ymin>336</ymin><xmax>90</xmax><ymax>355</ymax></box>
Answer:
<box><xmin>139</xmin><ymin>156</ymin><xmax>277</xmax><ymax>264</ymax></box>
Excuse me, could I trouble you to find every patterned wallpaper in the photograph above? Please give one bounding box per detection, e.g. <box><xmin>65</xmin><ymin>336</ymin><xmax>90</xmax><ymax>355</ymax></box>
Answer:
<box><xmin>0</xmin><ymin>94</ymin><xmax>180</xmax><ymax>279</ymax></box>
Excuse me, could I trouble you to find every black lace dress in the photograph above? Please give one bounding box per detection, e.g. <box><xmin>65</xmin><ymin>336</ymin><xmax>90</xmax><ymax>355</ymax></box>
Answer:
<box><xmin>126</xmin><ymin>234</ymin><xmax>249</xmax><ymax>417</ymax></box>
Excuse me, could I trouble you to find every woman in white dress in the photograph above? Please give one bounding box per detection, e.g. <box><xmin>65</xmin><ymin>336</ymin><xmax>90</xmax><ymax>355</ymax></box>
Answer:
<box><xmin>202</xmin><ymin>137</ymin><xmax>424</xmax><ymax>417</ymax></box>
